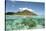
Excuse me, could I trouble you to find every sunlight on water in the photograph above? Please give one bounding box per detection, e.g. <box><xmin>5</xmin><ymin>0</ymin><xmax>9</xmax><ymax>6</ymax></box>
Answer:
<box><xmin>6</xmin><ymin>15</ymin><xmax>45</xmax><ymax>31</ymax></box>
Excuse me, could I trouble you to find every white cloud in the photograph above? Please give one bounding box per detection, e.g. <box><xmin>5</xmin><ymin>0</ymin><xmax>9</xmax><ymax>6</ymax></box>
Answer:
<box><xmin>19</xmin><ymin>8</ymin><xmax>32</xmax><ymax>12</ymax></box>
<box><xmin>10</xmin><ymin>0</ymin><xmax>44</xmax><ymax>2</ymax></box>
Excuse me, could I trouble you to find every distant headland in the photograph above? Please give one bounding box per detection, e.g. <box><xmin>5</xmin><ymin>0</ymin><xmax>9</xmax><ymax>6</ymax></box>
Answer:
<box><xmin>5</xmin><ymin>10</ymin><xmax>37</xmax><ymax>16</ymax></box>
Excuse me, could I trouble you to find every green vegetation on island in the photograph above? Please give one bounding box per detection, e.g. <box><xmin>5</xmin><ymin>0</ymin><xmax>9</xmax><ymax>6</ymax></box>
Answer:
<box><xmin>5</xmin><ymin>10</ymin><xmax>37</xmax><ymax>16</ymax></box>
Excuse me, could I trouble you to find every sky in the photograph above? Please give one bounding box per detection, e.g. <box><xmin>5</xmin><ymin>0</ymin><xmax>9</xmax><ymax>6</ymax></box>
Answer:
<box><xmin>6</xmin><ymin>0</ymin><xmax>45</xmax><ymax>16</ymax></box>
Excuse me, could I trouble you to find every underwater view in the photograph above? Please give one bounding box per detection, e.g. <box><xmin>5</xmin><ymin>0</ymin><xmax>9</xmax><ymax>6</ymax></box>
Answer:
<box><xmin>6</xmin><ymin>15</ymin><xmax>45</xmax><ymax>31</ymax></box>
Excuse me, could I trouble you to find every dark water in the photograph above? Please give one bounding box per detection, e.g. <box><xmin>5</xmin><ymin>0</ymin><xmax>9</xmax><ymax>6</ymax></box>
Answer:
<box><xmin>6</xmin><ymin>15</ymin><xmax>45</xmax><ymax>31</ymax></box>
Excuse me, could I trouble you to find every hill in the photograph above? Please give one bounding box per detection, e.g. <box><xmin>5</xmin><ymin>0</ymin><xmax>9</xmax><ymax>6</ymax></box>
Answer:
<box><xmin>5</xmin><ymin>10</ymin><xmax>37</xmax><ymax>16</ymax></box>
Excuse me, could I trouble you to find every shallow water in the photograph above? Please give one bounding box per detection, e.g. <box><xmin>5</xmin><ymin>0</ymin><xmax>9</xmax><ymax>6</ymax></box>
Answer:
<box><xmin>6</xmin><ymin>15</ymin><xmax>45</xmax><ymax>31</ymax></box>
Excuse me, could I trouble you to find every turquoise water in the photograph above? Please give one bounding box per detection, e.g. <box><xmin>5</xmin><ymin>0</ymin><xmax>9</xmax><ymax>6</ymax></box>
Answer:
<box><xmin>6</xmin><ymin>15</ymin><xmax>45</xmax><ymax>31</ymax></box>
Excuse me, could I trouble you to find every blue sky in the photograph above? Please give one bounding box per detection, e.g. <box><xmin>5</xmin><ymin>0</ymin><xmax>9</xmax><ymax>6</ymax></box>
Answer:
<box><xmin>6</xmin><ymin>0</ymin><xmax>44</xmax><ymax>16</ymax></box>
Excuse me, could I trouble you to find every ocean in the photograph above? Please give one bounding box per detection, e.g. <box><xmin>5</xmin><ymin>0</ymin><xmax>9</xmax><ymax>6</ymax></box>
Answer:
<box><xmin>6</xmin><ymin>15</ymin><xmax>45</xmax><ymax>31</ymax></box>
